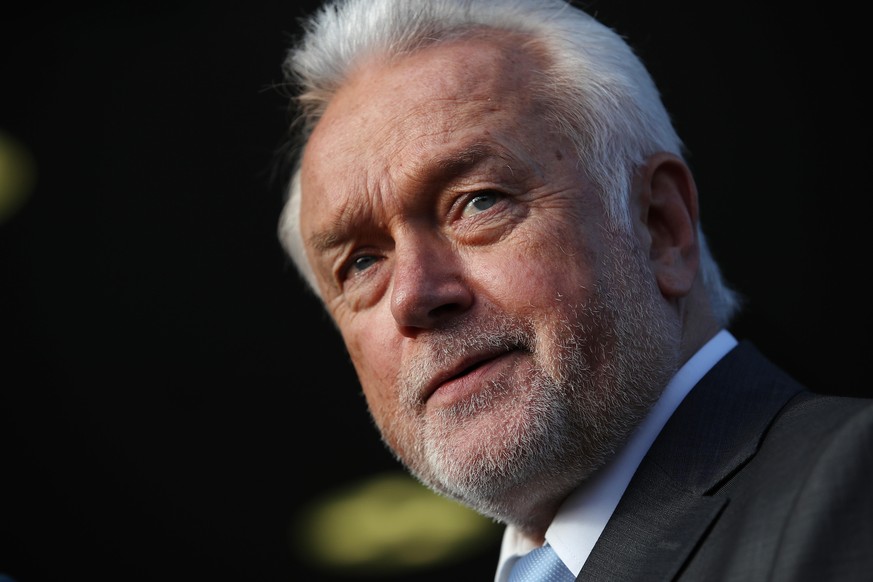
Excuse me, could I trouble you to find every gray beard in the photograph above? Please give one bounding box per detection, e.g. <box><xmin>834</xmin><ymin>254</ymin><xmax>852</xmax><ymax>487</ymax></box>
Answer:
<box><xmin>375</xmin><ymin>230</ymin><xmax>680</xmax><ymax>530</ymax></box>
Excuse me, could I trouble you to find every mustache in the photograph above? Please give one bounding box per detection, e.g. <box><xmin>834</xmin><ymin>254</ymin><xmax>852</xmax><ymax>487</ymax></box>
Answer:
<box><xmin>397</xmin><ymin>314</ymin><xmax>535</xmax><ymax>407</ymax></box>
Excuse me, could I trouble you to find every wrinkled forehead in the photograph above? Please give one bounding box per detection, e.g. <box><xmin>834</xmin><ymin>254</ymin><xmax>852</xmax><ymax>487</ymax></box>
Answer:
<box><xmin>298</xmin><ymin>32</ymin><xmax>549</xmax><ymax>199</ymax></box>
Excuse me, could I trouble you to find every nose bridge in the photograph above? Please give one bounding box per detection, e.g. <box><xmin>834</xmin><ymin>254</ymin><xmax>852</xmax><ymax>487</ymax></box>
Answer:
<box><xmin>389</xmin><ymin>229</ymin><xmax>471</xmax><ymax>330</ymax></box>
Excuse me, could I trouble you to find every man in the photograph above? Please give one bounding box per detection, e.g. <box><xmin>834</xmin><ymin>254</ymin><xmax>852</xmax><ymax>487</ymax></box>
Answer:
<box><xmin>275</xmin><ymin>0</ymin><xmax>873</xmax><ymax>579</ymax></box>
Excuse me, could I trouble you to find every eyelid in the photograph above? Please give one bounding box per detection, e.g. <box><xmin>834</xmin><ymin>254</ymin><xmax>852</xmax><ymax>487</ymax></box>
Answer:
<box><xmin>337</xmin><ymin>246</ymin><xmax>383</xmax><ymax>286</ymax></box>
<box><xmin>453</xmin><ymin>188</ymin><xmax>507</xmax><ymax>220</ymax></box>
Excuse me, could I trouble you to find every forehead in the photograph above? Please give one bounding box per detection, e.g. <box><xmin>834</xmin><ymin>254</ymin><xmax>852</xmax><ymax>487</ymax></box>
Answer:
<box><xmin>298</xmin><ymin>35</ymin><xmax>549</xmax><ymax>250</ymax></box>
<box><xmin>300</xmin><ymin>33</ymin><xmax>545</xmax><ymax>175</ymax></box>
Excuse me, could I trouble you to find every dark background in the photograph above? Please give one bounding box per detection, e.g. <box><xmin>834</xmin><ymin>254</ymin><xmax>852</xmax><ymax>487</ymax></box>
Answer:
<box><xmin>1</xmin><ymin>1</ymin><xmax>869</xmax><ymax>581</ymax></box>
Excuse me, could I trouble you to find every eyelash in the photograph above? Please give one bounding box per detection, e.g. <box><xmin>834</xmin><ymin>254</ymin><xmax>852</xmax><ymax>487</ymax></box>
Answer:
<box><xmin>337</xmin><ymin>250</ymin><xmax>380</xmax><ymax>285</ymax></box>
<box><xmin>461</xmin><ymin>190</ymin><xmax>502</xmax><ymax>217</ymax></box>
<box><xmin>349</xmin><ymin>254</ymin><xmax>378</xmax><ymax>275</ymax></box>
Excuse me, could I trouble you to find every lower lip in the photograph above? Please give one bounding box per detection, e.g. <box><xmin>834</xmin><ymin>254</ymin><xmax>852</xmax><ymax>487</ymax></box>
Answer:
<box><xmin>427</xmin><ymin>352</ymin><xmax>519</xmax><ymax>408</ymax></box>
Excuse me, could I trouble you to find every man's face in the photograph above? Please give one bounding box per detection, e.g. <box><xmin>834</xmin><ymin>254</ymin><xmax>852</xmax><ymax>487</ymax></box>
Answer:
<box><xmin>299</xmin><ymin>36</ymin><xmax>679</xmax><ymax>528</ymax></box>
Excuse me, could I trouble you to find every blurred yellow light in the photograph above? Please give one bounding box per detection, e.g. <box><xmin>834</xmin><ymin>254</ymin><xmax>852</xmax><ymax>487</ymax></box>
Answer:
<box><xmin>0</xmin><ymin>130</ymin><xmax>36</xmax><ymax>223</ymax></box>
<box><xmin>291</xmin><ymin>470</ymin><xmax>502</xmax><ymax>576</ymax></box>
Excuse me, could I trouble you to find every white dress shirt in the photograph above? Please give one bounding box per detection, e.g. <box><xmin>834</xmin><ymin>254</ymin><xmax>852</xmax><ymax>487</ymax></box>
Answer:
<box><xmin>494</xmin><ymin>330</ymin><xmax>739</xmax><ymax>581</ymax></box>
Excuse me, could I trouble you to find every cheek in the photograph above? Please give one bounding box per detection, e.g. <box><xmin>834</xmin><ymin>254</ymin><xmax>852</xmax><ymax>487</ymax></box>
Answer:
<box><xmin>479</xmin><ymin>231</ymin><xmax>596</xmax><ymax>313</ymax></box>
<box><xmin>342</xmin><ymin>317</ymin><xmax>402</xmax><ymax>419</ymax></box>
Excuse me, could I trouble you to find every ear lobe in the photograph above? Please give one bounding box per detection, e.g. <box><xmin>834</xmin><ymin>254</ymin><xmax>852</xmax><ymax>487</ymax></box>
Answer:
<box><xmin>637</xmin><ymin>152</ymin><xmax>700</xmax><ymax>300</ymax></box>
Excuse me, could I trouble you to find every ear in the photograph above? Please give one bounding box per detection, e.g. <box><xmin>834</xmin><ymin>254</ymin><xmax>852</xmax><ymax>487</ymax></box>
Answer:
<box><xmin>632</xmin><ymin>152</ymin><xmax>700</xmax><ymax>301</ymax></box>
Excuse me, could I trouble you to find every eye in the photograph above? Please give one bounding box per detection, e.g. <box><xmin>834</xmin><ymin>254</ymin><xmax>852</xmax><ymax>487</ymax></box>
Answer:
<box><xmin>349</xmin><ymin>254</ymin><xmax>379</xmax><ymax>275</ymax></box>
<box><xmin>338</xmin><ymin>252</ymin><xmax>382</xmax><ymax>284</ymax></box>
<box><xmin>461</xmin><ymin>191</ymin><xmax>502</xmax><ymax>218</ymax></box>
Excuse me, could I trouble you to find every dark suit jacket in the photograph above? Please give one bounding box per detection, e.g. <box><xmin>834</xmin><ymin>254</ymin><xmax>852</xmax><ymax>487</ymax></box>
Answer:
<box><xmin>578</xmin><ymin>341</ymin><xmax>873</xmax><ymax>581</ymax></box>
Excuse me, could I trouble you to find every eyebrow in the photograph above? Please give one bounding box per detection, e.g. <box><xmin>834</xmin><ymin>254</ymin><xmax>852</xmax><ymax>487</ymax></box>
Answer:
<box><xmin>308</xmin><ymin>215</ymin><xmax>356</xmax><ymax>254</ymax></box>
<box><xmin>433</xmin><ymin>143</ymin><xmax>499</xmax><ymax>174</ymax></box>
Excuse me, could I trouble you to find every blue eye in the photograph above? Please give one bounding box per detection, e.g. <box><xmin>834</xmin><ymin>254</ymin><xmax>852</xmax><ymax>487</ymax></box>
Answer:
<box><xmin>351</xmin><ymin>255</ymin><xmax>379</xmax><ymax>273</ymax></box>
<box><xmin>462</xmin><ymin>191</ymin><xmax>500</xmax><ymax>217</ymax></box>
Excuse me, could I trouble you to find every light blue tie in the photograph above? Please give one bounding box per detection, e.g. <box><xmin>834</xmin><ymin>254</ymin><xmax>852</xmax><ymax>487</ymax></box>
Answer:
<box><xmin>508</xmin><ymin>543</ymin><xmax>575</xmax><ymax>582</ymax></box>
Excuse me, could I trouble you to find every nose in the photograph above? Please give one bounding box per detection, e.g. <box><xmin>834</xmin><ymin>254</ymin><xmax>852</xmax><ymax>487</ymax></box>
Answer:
<box><xmin>389</xmin><ymin>234</ymin><xmax>473</xmax><ymax>332</ymax></box>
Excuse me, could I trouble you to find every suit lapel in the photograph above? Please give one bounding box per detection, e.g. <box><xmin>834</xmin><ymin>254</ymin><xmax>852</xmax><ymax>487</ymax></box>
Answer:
<box><xmin>577</xmin><ymin>461</ymin><xmax>728</xmax><ymax>581</ymax></box>
<box><xmin>577</xmin><ymin>342</ymin><xmax>804</xmax><ymax>581</ymax></box>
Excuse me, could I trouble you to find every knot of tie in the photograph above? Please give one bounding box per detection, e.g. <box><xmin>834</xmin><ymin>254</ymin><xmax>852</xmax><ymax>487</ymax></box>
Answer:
<box><xmin>507</xmin><ymin>543</ymin><xmax>575</xmax><ymax>582</ymax></box>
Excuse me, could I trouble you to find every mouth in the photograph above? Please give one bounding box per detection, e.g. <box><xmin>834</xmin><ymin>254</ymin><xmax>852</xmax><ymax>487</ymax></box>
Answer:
<box><xmin>422</xmin><ymin>348</ymin><xmax>518</xmax><ymax>405</ymax></box>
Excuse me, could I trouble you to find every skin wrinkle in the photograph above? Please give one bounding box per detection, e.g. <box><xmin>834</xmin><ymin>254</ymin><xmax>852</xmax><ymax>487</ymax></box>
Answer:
<box><xmin>299</xmin><ymin>33</ymin><xmax>690</xmax><ymax>541</ymax></box>
<box><xmin>310</xmin><ymin>146</ymin><xmax>519</xmax><ymax>260</ymax></box>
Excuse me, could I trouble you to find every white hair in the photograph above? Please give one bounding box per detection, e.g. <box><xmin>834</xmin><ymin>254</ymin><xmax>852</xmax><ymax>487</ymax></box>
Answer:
<box><xmin>276</xmin><ymin>0</ymin><xmax>742</xmax><ymax>325</ymax></box>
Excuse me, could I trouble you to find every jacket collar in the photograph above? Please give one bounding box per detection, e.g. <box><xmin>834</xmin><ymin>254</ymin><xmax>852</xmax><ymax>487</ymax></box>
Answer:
<box><xmin>578</xmin><ymin>341</ymin><xmax>804</xmax><ymax>581</ymax></box>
